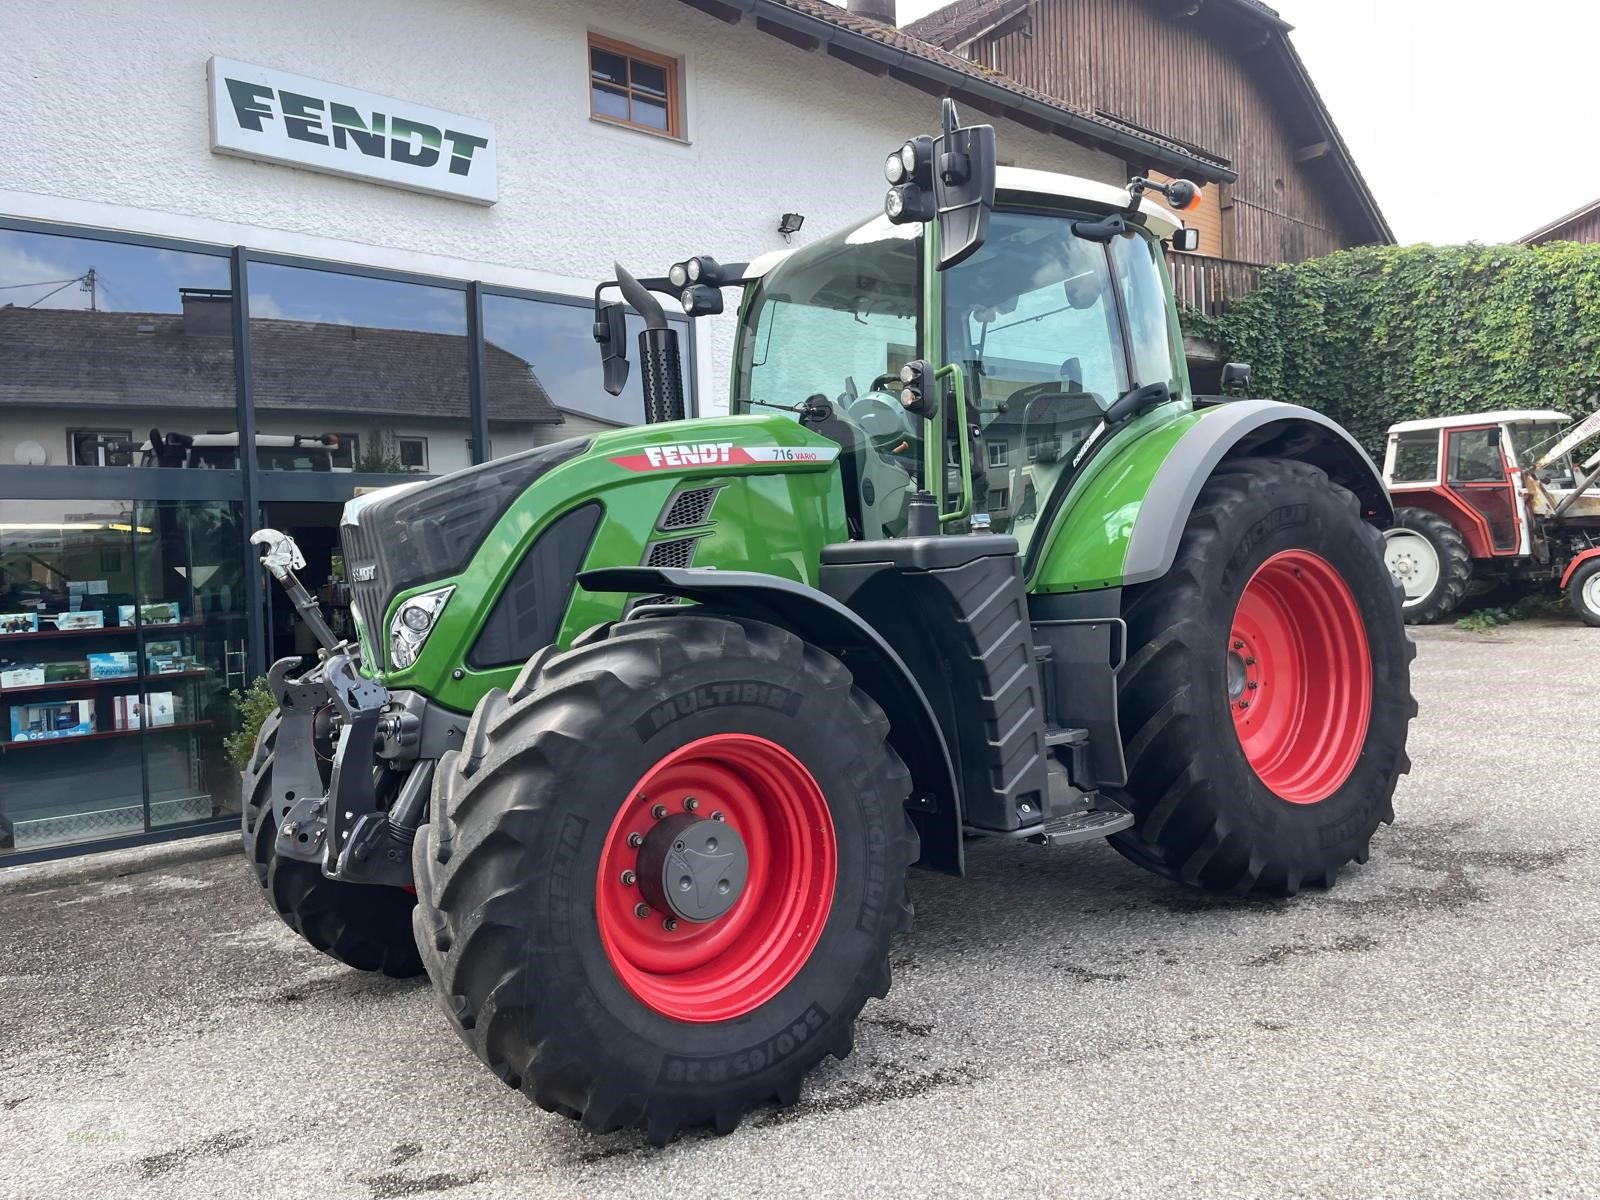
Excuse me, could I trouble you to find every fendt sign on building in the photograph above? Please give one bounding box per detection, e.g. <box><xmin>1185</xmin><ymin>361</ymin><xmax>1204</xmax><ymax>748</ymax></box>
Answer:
<box><xmin>207</xmin><ymin>56</ymin><xmax>497</xmax><ymax>204</ymax></box>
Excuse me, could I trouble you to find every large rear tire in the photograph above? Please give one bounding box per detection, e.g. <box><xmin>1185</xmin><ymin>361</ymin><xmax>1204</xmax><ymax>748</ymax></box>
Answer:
<box><xmin>1109</xmin><ymin>457</ymin><xmax>1415</xmax><ymax>896</ymax></box>
<box><xmin>1384</xmin><ymin>507</ymin><xmax>1471</xmax><ymax>624</ymax></box>
<box><xmin>412</xmin><ymin>614</ymin><xmax>917</xmax><ymax>1144</ymax></box>
<box><xmin>239</xmin><ymin>711</ymin><xmax>422</xmax><ymax>978</ymax></box>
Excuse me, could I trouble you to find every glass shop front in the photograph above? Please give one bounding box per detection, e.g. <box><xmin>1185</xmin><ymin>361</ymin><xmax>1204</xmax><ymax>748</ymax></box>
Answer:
<box><xmin>0</xmin><ymin>219</ymin><xmax>692</xmax><ymax>863</ymax></box>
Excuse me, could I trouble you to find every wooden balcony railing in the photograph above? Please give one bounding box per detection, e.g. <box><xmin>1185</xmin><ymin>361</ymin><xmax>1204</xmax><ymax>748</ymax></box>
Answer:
<box><xmin>1166</xmin><ymin>253</ymin><xmax>1266</xmax><ymax>317</ymax></box>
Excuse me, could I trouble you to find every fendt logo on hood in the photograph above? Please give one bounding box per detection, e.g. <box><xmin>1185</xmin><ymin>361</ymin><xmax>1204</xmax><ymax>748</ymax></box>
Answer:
<box><xmin>608</xmin><ymin>443</ymin><xmax>841</xmax><ymax>472</ymax></box>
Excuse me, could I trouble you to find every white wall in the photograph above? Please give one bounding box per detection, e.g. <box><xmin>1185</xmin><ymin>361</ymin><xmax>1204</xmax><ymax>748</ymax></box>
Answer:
<box><xmin>0</xmin><ymin>0</ymin><xmax>1123</xmax><ymax>415</ymax></box>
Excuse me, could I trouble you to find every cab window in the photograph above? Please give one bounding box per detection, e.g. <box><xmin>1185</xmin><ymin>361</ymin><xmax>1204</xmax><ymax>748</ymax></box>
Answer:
<box><xmin>1389</xmin><ymin>431</ymin><xmax>1440</xmax><ymax>484</ymax></box>
<box><xmin>1446</xmin><ymin>428</ymin><xmax>1504</xmax><ymax>483</ymax></box>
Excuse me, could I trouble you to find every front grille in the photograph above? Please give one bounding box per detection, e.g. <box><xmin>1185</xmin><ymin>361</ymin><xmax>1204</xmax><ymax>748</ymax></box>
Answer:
<box><xmin>340</xmin><ymin>517</ymin><xmax>392</xmax><ymax>664</ymax></box>
<box><xmin>658</xmin><ymin>486</ymin><xmax>720</xmax><ymax>531</ymax></box>
<box><xmin>645</xmin><ymin>536</ymin><xmax>700</xmax><ymax>569</ymax></box>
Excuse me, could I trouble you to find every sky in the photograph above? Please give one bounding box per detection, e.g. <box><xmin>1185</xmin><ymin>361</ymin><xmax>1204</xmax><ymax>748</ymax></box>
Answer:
<box><xmin>850</xmin><ymin>0</ymin><xmax>1600</xmax><ymax>245</ymax></box>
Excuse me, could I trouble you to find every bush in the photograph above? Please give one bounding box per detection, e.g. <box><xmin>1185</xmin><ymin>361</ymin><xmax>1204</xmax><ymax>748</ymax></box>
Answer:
<box><xmin>1181</xmin><ymin>241</ymin><xmax>1600</xmax><ymax>456</ymax></box>
<box><xmin>224</xmin><ymin>676</ymin><xmax>277</xmax><ymax>771</ymax></box>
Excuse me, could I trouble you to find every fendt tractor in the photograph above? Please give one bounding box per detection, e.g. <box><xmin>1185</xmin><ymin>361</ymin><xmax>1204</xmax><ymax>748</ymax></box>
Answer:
<box><xmin>242</xmin><ymin>103</ymin><xmax>1415</xmax><ymax>1143</ymax></box>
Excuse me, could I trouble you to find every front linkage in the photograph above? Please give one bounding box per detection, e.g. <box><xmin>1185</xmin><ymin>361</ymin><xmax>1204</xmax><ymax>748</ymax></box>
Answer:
<box><xmin>249</xmin><ymin>529</ymin><xmax>464</xmax><ymax>891</ymax></box>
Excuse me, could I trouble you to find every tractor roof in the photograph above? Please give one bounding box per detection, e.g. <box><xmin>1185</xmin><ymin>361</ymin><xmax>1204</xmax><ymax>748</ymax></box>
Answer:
<box><xmin>745</xmin><ymin>166</ymin><xmax>1185</xmax><ymax>278</ymax></box>
<box><xmin>1387</xmin><ymin>410</ymin><xmax>1571</xmax><ymax>434</ymax></box>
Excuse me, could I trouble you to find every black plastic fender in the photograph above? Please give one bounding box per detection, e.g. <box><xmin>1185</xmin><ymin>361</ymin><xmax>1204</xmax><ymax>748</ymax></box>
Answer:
<box><xmin>1121</xmin><ymin>400</ymin><xmax>1392</xmax><ymax>586</ymax></box>
<box><xmin>579</xmin><ymin>566</ymin><xmax>964</xmax><ymax>875</ymax></box>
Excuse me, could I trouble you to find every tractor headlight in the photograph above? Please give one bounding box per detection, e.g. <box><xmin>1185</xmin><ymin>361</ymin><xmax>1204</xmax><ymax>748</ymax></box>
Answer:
<box><xmin>668</xmin><ymin>262</ymin><xmax>689</xmax><ymax>288</ymax></box>
<box><xmin>389</xmin><ymin>585</ymin><xmax>454</xmax><ymax>670</ymax></box>
<box><xmin>884</xmin><ymin>151</ymin><xmax>907</xmax><ymax>185</ymax></box>
<box><xmin>686</xmin><ymin>256</ymin><xmax>703</xmax><ymax>282</ymax></box>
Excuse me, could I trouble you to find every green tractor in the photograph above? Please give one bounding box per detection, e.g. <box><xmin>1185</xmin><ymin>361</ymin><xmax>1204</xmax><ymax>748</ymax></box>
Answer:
<box><xmin>242</xmin><ymin>103</ymin><xmax>1414</xmax><ymax>1143</ymax></box>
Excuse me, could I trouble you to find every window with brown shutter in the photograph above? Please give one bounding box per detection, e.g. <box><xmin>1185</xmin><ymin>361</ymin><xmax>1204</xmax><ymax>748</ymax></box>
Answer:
<box><xmin>588</xmin><ymin>34</ymin><xmax>683</xmax><ymax>140</ymax></box>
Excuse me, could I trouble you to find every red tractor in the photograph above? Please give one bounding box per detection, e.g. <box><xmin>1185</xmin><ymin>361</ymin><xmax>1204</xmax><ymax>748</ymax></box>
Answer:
<box><xmin>1381</xmin><ymin>408</ymin><xmax>1600</xmax><ymax>625</ymax></box>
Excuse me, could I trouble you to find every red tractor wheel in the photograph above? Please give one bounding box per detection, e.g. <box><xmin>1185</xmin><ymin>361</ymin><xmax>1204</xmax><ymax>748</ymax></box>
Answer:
<box><xmin>412</xmin><ymin>614</ymin><xmax>917</xmax><ymax>1144</ymax></box>
<box><xmin>1111</xmin><ymin>457</ymin><xmax>1416</xmax><ymax>895</ymax></box>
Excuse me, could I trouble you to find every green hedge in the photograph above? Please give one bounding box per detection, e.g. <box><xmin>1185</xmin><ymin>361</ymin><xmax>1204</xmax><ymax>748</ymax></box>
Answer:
<box><xmin>1180</xmin><ymin>242</ymin><xmax>1600</xmax><ymax>455</ymax></box>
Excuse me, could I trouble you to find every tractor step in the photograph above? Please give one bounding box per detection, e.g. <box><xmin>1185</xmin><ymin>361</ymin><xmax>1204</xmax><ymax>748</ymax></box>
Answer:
<box><xmin>1025</xmin><ymin>804</ymin><xmax>1134</xmax><ymax>846</ymax></box>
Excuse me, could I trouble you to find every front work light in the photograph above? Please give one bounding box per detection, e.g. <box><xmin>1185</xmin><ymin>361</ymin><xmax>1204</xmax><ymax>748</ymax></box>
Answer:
<box><xmin>680</xmin><ymin>284</ymin><xmax>724</xmax><ymax>316</ymax></box>
<box><xmin>389</xmin><ymin>585</ymin><xmax>454</xmax><ymax>670</ymax></box>
<box><xmin>668</xmin><ymin>262</ymin><xmax>690</xmax><ymax>288</ymax></box>
<box><xmin>885</xmin><ymin>184</ymin><xmax>936</xmax><ymax>225</ymax></box>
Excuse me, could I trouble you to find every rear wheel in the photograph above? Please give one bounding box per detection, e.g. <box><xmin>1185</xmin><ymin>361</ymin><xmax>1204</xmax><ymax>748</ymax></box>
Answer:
<box><xmin>412</xmin><ymin>614</ymin><xmax>917</xmax><ymax>1143</ymax></box>
<box><xmin>1569</xmin><ymin>559</ymin><xmax>1600</xmax><ymax>627</ymax></box>
<box><xmin>1383</xmin><ymin>507</ymin><xmax>1471</xmax><ymax>624</ymax></box>
<box><xmin>1110</xmin><ymin>457</ymin><xmax>1415</xmax><ymax>895</ymax></box>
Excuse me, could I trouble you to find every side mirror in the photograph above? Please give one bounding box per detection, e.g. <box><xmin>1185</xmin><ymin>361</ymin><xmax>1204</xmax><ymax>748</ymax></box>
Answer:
<box><xmin>933</xmin><ymin>100</ymin><xmax>996</xmax><ymax>270</ymax></box>
<box><xmin>593</xmin><ymin>301</ymin><xmax>630</xmax><ymax>396</ymax></box>
<box><xmin>1171</xmin><ymin>227</ymin><xmax>1201</xmax><ymax>253</ymax></box>
<box><xmin>1221</xmin><ymin>362</ymin><xmax>1252</xmax><ymax>396</ymax></box>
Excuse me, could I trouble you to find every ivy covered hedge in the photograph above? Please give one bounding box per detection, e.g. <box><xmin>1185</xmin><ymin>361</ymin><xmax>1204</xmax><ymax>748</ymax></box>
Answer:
<box><xmin>1179</xmin><ymin>242</ymin><xmax>1600</xmax><ymax>455</ymax></box>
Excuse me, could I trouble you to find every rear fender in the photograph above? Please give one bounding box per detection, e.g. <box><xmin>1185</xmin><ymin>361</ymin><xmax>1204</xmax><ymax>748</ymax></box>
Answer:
<box><xmin>579</xmin><ymin>566</ymin><xmax>964</xmax><ymax>875</ymax></box>
<box><xmin>1123</xmin><ymin>400</ymin><xmax>1392</xmax><ymax>587</ymax></box>
<box><xmin>1561</xmin><ymin>547</ymin><xmax>1600</xmax><ymax>590</ymax></box>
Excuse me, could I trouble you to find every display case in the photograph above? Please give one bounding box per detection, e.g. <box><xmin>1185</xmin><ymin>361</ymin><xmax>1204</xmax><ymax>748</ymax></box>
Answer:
<box><xmin>0</xmin><ymin>499</ymin><xmax>247</xmax><ymax>854</ymax></box>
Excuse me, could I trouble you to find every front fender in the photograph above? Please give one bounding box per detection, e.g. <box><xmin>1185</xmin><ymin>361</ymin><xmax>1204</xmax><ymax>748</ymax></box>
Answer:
<box><xmin>580</xmin><ymin>565</ymin><xmax>964</xmax><ymax>876</ymax></box>
<box><xmin>1031</xmin><ymin>400</ymin><xmax>1389</xmax><ymax>593</ymax></box>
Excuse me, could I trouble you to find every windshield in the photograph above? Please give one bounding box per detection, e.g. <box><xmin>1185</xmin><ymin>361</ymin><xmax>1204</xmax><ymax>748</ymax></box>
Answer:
<box><xmin>1507</xmin><ymin>422</ymin><xmax>1576</xmax><ymax>489</ymax></box>
<box><xmin>736</xmin><ymin>220</ymin><xmax>920</xmax><ymax>417</ymax></box>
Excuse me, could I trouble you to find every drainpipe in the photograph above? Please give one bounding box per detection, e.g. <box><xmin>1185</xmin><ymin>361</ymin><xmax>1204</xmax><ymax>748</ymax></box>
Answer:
<box><xmin>846</xmin><ymin>0</ymin><xmax>897</xmax><ymax>23</ymax></box>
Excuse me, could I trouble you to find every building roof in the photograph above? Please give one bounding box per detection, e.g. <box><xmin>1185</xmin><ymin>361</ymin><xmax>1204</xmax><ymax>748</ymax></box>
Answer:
<box><xmin>1517</xmin><ymin>196</ymin><xmax>1600</xmax><ymax>246</ymax></box>
<box><xmin>673</xmin><ymin>0</ymin><xmax>1236</xmax><ymax>181</ymax></box>
<box><xmin>901</xmin><ymin>0</ymin><xmax>1390</xmax><ymax>245</ymax></box>
<box><xmin>0</xmin><ymin>307</ymin><xmax>562</xmax><ymax>424</ymax></box>
<box><xmin>1387</xmin><ymin>410</ymin><xmax>1570</xmax><ymax>434</ymax></box>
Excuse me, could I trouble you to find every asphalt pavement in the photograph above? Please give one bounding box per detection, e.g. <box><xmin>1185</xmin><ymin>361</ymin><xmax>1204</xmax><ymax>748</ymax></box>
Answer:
<box><xmin>2</xmin><ymin>617</ymin><xmax>1597</xmax><ymax>1199</ymax></box>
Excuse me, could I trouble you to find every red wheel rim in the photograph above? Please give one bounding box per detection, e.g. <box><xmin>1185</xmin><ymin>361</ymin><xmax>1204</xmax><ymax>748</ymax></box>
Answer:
<box><xmin>595</xmin><ymin>734</ymin><xmax>837</xmax><ymax>1022</ymax></box>
<box><xmin>1228</xmin><ymin>549</ymin><xmax>1372</xmax><ymax>804</ymax></box>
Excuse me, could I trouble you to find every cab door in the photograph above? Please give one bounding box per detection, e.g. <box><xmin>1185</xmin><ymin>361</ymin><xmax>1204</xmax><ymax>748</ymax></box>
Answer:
<box><xmin>1445</xmin><ymin>426</ymin><xmax>1521</xmax><ymax>553</ymax></box>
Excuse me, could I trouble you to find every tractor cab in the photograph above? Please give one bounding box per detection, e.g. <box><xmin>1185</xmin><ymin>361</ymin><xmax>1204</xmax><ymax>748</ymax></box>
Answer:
<box><xmin>730</xmin><ymin>168</ymin><xmax>1191</xmax><ymax>550</ymax></box>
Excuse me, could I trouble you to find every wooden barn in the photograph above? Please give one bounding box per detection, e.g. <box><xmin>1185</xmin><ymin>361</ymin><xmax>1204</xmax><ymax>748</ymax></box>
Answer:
<box><xmin>902</xmin><ymin>0</ymin><xmax>1392</xmax><ymax>310</ymax></box>
<box><xmin>1518</xmin><ymin>198</ymin><xmax>1600</xmax><ymax>247</ymax></box>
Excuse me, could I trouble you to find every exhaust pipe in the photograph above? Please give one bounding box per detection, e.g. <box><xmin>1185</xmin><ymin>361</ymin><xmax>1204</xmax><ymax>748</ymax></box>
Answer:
<box><xmin>615</xmin><ymin>263</ymin><xmax>685</xmax><ymax>424</ymax></box>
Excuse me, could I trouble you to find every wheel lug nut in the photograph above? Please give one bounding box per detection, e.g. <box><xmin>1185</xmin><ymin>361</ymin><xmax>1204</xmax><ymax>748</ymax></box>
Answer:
<box><xmin>711</xmin><ymin>811</ymin><xmax>725</xmax><ymax>822</ymax></box>
<box><xmin>628</xmin><ymin>832</ymin><xmax>644</xmax><ymax>848</ymax></box>
<box><xmin>684</xmin><ymin>797</ymin><xmax>699</xmax><ymax>812</ymax></box>
<box><xmin>1233</xmin><ymin>640</ymin><xmax>1245</xmax><ymax>650</ymax></box>
<box><xmin>651</xmin><ymin>804</ymin><xmax>668</xmax><ymax>820</ymax></box>
<box><xmin>1245</xmin><ymin>657</ymin><xmax>1256</xmax><ymax>666</ymax></box>
<box><xmin>1238</xmin><ymin>700</ymin><xmax>1250</xmax><ymax>710</ymax></box>
<box><xmin>620</xmin><ymin>870</ymin><xmax>637</xmax><ymax>886</ymax></box>
<box><xmin>634</xmin><ymin>902</ymin><xmax>650</xmax><ymax>918</ymax></box>
<box><xmin>663</xmin><ymin>918</ymin><xmax>678</xmax><ymax>932</ymax></box>
<box><xmin>1247</xmin><ymin>681</ymin><xmax>1258</xmax><ymax>691</ymax></box>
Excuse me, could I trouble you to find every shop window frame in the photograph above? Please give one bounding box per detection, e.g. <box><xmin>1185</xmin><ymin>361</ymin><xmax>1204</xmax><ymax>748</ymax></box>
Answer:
<box><xmin>0</xmin><ymin>216</ymin><xmax>701</xmax><ymax>865</ymax></box>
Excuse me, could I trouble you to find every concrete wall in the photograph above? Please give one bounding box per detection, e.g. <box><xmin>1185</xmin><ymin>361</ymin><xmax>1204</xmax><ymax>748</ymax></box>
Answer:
<box><xmin>0</xmin><ymin>0</ymin><xmax>1123</xmax><ymax>417</ymax></box>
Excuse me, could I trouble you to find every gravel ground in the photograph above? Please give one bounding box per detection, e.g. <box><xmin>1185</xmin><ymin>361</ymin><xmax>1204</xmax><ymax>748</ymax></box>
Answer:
<box><xmin>2</xmin><ymin>618</ymin><xmax>1597</xmax><ymax>1200</ymax></box>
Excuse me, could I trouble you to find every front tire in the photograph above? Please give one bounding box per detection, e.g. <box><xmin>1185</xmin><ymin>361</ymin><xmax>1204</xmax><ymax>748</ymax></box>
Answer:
<box><xmin>412</xmin><ymin>614</ymin><xmax>917</xmax><ymax>1144</ymax></box>
<box><xmin>1569</xmin><ymin>559</ymin><xmax>1600</xmax><ymax>627</ymax></box>
<box><xmin>1110</xmin><ymin>457</ymin><xmax>1415</xmax><ymax>896</ymax></box>
<box><xmin>239</xmin><ymin>711</ymin><xmax>422</xmax><ymax>978</ymax></box>
<box><xmin>1384</xmin><ymin>507</ymin><xmax>1471</xmax><ymax>624</ymax></box>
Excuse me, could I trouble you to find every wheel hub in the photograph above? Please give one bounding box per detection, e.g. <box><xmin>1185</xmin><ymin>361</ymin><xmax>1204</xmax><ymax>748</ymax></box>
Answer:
<box><xmin>635</xmin><ymin>812</ymin><xmax>749</xmax><ymax>923</ymax></box>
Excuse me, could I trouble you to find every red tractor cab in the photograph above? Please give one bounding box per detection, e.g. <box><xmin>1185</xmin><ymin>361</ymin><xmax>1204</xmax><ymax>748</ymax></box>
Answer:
<box><xmin>1381</xmin><ymin>409</ymin><xmax>1600</xmax><ymax>625</ymax></box>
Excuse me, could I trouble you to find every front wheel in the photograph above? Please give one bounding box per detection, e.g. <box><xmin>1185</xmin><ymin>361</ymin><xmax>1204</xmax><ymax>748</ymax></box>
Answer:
<box><xmin>1384</xmin><ymin>507</ymin><xmax>1472</xmax><ymax>624</ymax></box>
<box><xmin>1569</xmin><ymin>558</ymin><xmax>1600</xmax><ymax>627</ymax></box>
<box><xmin>1110</xmin><ymin>457</ymin><xmax>1416</xmax><ymax>896</ymax></box>
<box><xmin>412</xmin><ymin>614</ymin><xmax>917</xmax><ymax>1143</ymax></box>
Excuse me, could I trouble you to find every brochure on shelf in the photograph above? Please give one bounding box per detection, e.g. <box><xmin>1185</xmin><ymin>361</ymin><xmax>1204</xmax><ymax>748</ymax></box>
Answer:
<box><xmin>10</xmin><ymin>699</ymin><xmax>96</xmax><ymax>742</ymax></box>
<box><xmin>116</xmin><ymin>603</ymin><xmax>181</xmax><ymax>628</ymax></box>
<box><xmin>0</xmin><ymin>612</ymin><xmax>40</xmax><ymax>635</ymax></box>
<box><xmin>53</xmin><ymin>611</ymin><xmax>107</xmax><ymax>631</ymax></box>
<box><xmin>1</xmin><ymin>666</ymin><xmax>46</xmax><ymax>689</ymax></box>
<box><xmin>86</xmin><ymin>652</ymin><xmax>139</xmax><ymax>680</ymax></box>
<box><xmin>44</xmin><ymin>661</ymin><xmax>88</xmax><ymax>683</ymax></box>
